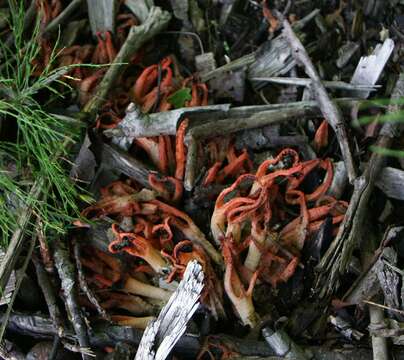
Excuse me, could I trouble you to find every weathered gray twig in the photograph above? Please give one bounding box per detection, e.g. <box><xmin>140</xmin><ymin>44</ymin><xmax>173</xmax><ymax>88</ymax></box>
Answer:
<box><xmin>105</xmin><ymin>103</ymin><xmax>229</xmax><ymax>146</ymax></box>
<box><xmin>102</xmin><ymin>143</ymin><xmax>158</xmax><ymax>188</ymax></box>
<box><xmin>201</xmin><ymin>53</ymin><xmax>256</xmax><ymax>82</ymax></box>
<box><xmin>1</xmin><ymin>312</ymin><xmax>201</xmax><ymax>357</ymax></box>
<box><xmin>328</xmin><ymin>315</ymin><xmax>364</xmax><ymax>341</ymax></box>
<box><xmin>376</xmin><ymin>167</ymin><xmax>404</xmax><ymax>200</ymax></box>
<box><xmin>343</xmin><ymin>226</ymin><xmax>403</xmax><ymax>305</ymax></box>
<box><xmin>377</xmin><ymin>248</ymin><xmax>403</xmax><ymax>321</ymax></box>
<box><xmin>107</xmin><ymin>99</ymin><xmax>361</xmax><ymax>146</ymax></box>
<box><xmin>282</xmin><ymin>18</ymin><xmax>357</xmax><ymax>183</ymax></box>
<box><xmin>187</xmin><ymin>107</ymin><xmax>320</xmax><ymax>140</ymax></box>
<box><xmin>252</xmin><ymin>77</ymin><xmax>380</xmax><ymax>92</ymax></box>
<box><xmin>201</xmin><ymin>9</ymin><xmax>319</xmax><ymax>84</ymax></box>
<box><xmin>315</xmin><ymin>73</ymin><xmax>404</xmax><ymax>298</ymax></box>
<box><xmin>33</xmin><ymin>255</ymin><xmax>65</xmax><ymax>337</ymax></box>
<box><xmin>369</xmin><ymin>301</ymin><xmax>389</xmax><ymax>360</ymax></box>
<box><xmin>73</xmin><ymin>241</ymin><xmax>110</xmax><ymax>321</ymax></box>
<box><xmin>86</xmin><ymin>0</ymin><xmax>117</xmax><ymax>35</ymax></box>
<box><xmin>45</xmin><ymin>0</ymin><xmax>84</xmax><ymax>34</ymax></box>
<box><xmin>125</xmin><ymin>0</ymin><xmax>153</xmax><ymax>23</ymax></box>
<box><xmin>186</xmin><ymin>98</ymin><xmax>361</xmax><ymax>141</ymax></box>
<box><xmin>183</xmin><ymin>135</ymin><xmax>198</xmax><ymax>191</ymax></box>
<box><xmin>84</xmin><ymin>6</ymin><xmax>171</xmax><ymax>114</ymax></box>
<box><xmin>327</xmin><ymin>161</ymin><xmax>348</xmax><ymax>199</ymax></box>
<box><xmin>0</xmin><ymin>249</ymin><xmax>15</xmax><ymax>306</ymax></box>
<box><xmin>54</xmin><ymin>240</ymin><xmax>92</xmax><ymax>360</ymax></box>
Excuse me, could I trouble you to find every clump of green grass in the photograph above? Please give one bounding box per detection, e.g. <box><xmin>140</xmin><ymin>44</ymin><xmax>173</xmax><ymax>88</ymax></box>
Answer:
<box><xmin>0</xmin><ymin>0</ymin><xmax>85</xmax><ymax>246</ymax></box>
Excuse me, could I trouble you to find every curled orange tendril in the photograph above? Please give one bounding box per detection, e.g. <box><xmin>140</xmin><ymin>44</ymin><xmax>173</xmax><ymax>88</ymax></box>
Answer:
<box><xmin>175</xmin><ymin>119</ymin><xmax>189</xmax><ymax>181</ymax></box>
<box><xmin>109</xmin><ymin>223</ymin><xmax>167</xmax><ymax>274</ymax></box>
<box><xmin>204</xmin><ymin>144</ymin><xmax>253</xmax><ymax>186</ymax></box>
<box><xmin>313</xmin><ymin>120</ymin><xmax>329</xmax><ymax>151</ymax></box>
<box><xmin>148</xmin><ymin>173</ymin><xmax>183</xmax><ymax>203</ymax></box>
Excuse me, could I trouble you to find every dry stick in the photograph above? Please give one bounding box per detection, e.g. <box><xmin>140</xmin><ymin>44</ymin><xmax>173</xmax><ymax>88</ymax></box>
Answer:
<box><xmin>110</xmin><ymin>98</ymin><xmax>359</xmax><ymax>141</ymax></box>
<box><xmin>369</xmin><ymin>301</ymin><xmax>389</xmax><ymax>360</ymax></box>
<box><xmin>200</xmin><ymin>9</ymin><xmax>319</xmax><ymax>84</ymax></box>
<box><xmin>33</xmin><ymin>255</ymin><xmax>65</xmax><ymax>337</ymax></box>
<box><xmin>102</xmin><ymin>143</ymin><xmax>157</xmax><ymax>188</ymax></box>
<box><xmin>187</xmin><ymin>107</ymin><xmax>318</xmax><ymax>140</ymax></box>
<box><xmin>184</xmin><ymin>135</ymin><xmax>198</xmax><ymax>191</ymax></box>
<box><xmin>200</xmin><ymin>53</ymin><xmax>256</xmax><ymax>82</ymax></box>
<box><xmin>73</xmin><ymin>241</ymin><xmax>110</xmax><ymax>321</ymax></box>
<box><xmin>86</xmin><ymin>0</ymin><xmax>117</xmax><ymax>35</ymax></box>
<box><xmin>84</xmin><ymin>6</ymin><xmax>171</xmax><ymax>115</ymax></box>
<box><xmin>315</xmin><ymin>74</ymin><xmax>404</xmax><ymax>298</ymax></box>
<box><xmin>252</xmin><ymin>76</ymin><xmax>380</xmax><ymax>92</ymax></box>
<box><xmin>0</xmin><ymin>232</ymin><xmax>36</xmax><ymax>344</ymax></box>
<box><xmin>281</xmin><ymin>18</ymin><xmax>357</xmax><ymax>183</ymax></box>
<box><xmin>364</xmin><ymin>300</ymin><xmax>404</xmax><ymax>316</ymax></box>
<box><xmin>44</xmin><ymin>0</ymin><xmax>84</xmax><ymax>34</ymax></box>
<box><xmin>6</xmin><ymin>311</ymin><xmax>404</xmax><ymax>360</ymax></box>
<box><xmin>1</xmin><ymin>312</ymin><xmax>197</xmax><ymax>355</ymax></box>
<box><xmin>54</xmin><ymin>239</ymin><xmax>93</xmax><ymax>360</ymax></box>
<box><xmin>106</xmin><ymin>103</ymin><xmax>229</xmax><ymax>142</ymax></box>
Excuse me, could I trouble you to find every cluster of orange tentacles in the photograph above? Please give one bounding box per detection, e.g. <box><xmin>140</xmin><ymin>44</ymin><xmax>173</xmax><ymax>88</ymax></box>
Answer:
<box><xmin>211</xmin><ymin>147</ymin><xmax>347</xmax><ymax>325</ymax></box>
<box><xmin>128</xmin><ymin>56</ymin><xmax>209</xmax><ymax>202</ymax></box>
<box><xmin>202</xmin><ymin>138</ymin><xmax>253</xmax><ymax>187</ymax></box>
<box><xmin>80</xmin><ymin>180</ymin><xmax>225</xmax><ymax>318</ymax></box>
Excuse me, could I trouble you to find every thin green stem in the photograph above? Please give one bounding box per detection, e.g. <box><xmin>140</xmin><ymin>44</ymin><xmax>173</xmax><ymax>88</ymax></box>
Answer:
<box><xmin>370</xmin><ymin>145</ymin><xmax>404</xmax><ymax>158</ymax></box>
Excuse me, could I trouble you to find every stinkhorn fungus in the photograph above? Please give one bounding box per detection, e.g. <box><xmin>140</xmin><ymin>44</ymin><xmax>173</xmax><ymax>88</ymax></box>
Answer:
<box><xmin>81</xmin><ymin>188</ymin><xmax>156</xmax><ymax>219</ymax></box>
<box><xmin>175</xmin><ymin>118</ymin><xmax>189</xmax><ymax>181</ymax></box>
<box><xmin>123</xmin><ymin>276</ymin><xmax>173</xmax><ymax>302</ymax></box>
<box><xmin>313</xmin><ymin>120</ymin><xmax>329</xmax><ymax>151</ymax></box>
<box><xmin>100</xmin><ymin>292</ymin><xmax>157</xmax><ymax>316</ymax></box>
<box><xmin>109</xmin><ymin>224</ymin><xmax>169</xmax><ymax>275</ymax></box>
<box><xmin>212</xmin><ymin>147</ymin><xmax>346</xmax><ymax>292</ymax></box>
<box><xmin>223</xmin><ymin>238</ymin><xmax>258</xmax><ymax>328</ymax></box>
<box><xmin>150</xmin><ymin>199</ymin><xmax>223</xmax><ymax>265</ymax></box>
<box><xmin>111</xmin><ymin>315</ymin><xmax>155</xmax><ymax>330</ymax></box>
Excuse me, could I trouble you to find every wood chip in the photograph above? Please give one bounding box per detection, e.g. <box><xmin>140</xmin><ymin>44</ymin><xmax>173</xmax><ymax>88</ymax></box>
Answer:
<box><xmin>135</xmin><ymin>260</ymin><xmax>204</xmax><ymax>360</ymax></box>
<box><xmin>350</xmin><ymin>38</ymin><xmax>395</xmax><ymax>99</ymax></box>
